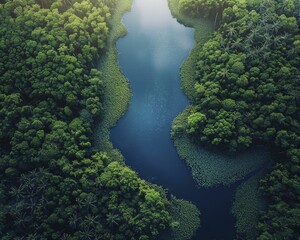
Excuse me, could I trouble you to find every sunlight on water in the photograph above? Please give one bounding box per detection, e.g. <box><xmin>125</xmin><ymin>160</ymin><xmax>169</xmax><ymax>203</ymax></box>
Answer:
<box><xmin>136</xmin><ymin>0</ymin><xmax>170</xmax><ymax>29</ymax></box>
<box><xmin>134</xmin><ymin>0</ymin><xmax>194</xmax><ymax>72</ymax></box>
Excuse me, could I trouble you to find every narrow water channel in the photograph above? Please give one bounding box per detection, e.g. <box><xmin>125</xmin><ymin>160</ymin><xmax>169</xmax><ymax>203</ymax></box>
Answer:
<box><xmin>110</xmin><ymin>0</ymin><xmax>259</xmax><ymax>239</ymax></box>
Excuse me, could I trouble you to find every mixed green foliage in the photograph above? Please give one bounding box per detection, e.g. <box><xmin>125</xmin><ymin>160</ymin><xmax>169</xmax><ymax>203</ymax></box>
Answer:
<box><xmin>232</xmin><ymin>172</ymin><xmax>267</xmax><ymax>239</ymax></box>
<box><xmin>178</xmin><ymin>0</ymin><xmax>300</xmax><ymax>238</ymax></box>
<box><xmin>172</xmin><ymin>108</ymin><xmax>271</xmax><ymax>187</ymax></box>
<box><xmin>168</xmin><ymin>196</ymin><xmax>200</xmax><ymax>240</ymax></box>
<box><xmin>169</xmin><ymin>0</ymin><xmax>270</xmax><ymax>189</ymax></box>
<box><xmin>93</xmin><ymin>0</ymin><xmax>131</xmax><ymax>162</ymax></box>
<box><xmin>0</xmin><ymin>0</ymin><xmax>172</xmax><ymax>239</ymax></box>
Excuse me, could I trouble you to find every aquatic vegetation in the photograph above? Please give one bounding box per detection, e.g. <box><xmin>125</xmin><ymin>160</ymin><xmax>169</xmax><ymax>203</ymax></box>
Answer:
<box><xmin>168</xmin><ymin>0</ymin><xmax>215</xmax><ymax>100</ymax></box>
<box><xmin>170</xmin><ymin>0</ymin><xmax>271</xmax><ymax>188</ymax></box>
<box><xmin>169</xmin><ymin>0</ymin><xmax>269</xmax><ymax>188</ymax></box>
<box><xmin>172</xmin><ymin>108</ymin><xmax>270</xmax><ymax>187</ymax></box>
<box><xmin>171</xmin><ymin>0</ymin><xmax>300</xmax><ymax>238</ymax></box>
<box><xmin>232</xmin><ymin>172</ymin><xmax>267</xmax><ymax>240</ymax></box>
<box><xmin>93</xmin><ymin>0</ymin><xmax>132</xmax><ymax>162</ymax></box>
<box><xmin>168</xmin><ymin>196</ymin><xmax>201</xmax><ymax>240</ymax></box>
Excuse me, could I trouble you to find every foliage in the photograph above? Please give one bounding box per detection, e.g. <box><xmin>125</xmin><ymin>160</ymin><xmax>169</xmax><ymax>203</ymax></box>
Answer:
<box><xmin>172</xmin><ymin>108</ymin><xmax>271</xmax><ymax>187</ymax></box>
<box><xmin>166</xmin><ymin>196</ymin><xmax>200</xmax><ymax>240</ymax></box>
<box><xmin>232</xmin><ymin>172</ymin><xmax>267</xmax><ymax>240</ymax></box>
<box><xmin>168</xmin><ymin>0</ymin><xmax>215</xmax><ymax>100</ymax></box>
<box><xmin>0</xmin><ymin>0</ymin><xmax>172</xmax><ymax>238</ymax></box>
<box><xmin>169</xmin><ymin>0</ymin><xmax>270</xmax><ymax>188</ymax></box>
<box><xmin>177</xmin><ymin>0</ymin><xmax>300</xmax><ymax>238</ymax></box>
<box><xmin>93</xmin><ymin>0</ymin><xmax>131</xmax><ymax>162</ymax></box>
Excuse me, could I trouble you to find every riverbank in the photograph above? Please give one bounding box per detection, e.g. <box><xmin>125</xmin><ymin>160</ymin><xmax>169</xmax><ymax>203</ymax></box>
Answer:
<box><xmin>168</xmin><ymin>0</ymin><xmax>214</xmax><ymax>100</ymax></box>
<box><xmin>168</xmin><ymin>0</ymin><xmax>270</xmax><ymax>188</ymax></box>
<box><xmin>168</xmin><ymin>1</ymin><xmax>272</xmax><ymax>239</ymax></box>
<box><xmin>172</xmin><ymin>107</ymin><xmax>271</xmax><ymax>187</ymax></box>
<box><xmin>94</xmin><ymin>0</ymin><xmax>132</xmax><ymax>162</ymax></box>
<box><xmin>167</xmin><ymin>196</ymin><xmax>201</xmax><ymax>240</ymax></box>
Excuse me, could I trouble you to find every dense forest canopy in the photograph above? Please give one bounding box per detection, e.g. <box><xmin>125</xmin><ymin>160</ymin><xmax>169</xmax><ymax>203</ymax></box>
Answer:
<box><xmin>1</xmin><ymin>0</ymin><xmax>299</xmax><ymax>238</ymax></box>
<box><xmin>0</xmin><ymin>0</ymin><xmax>173</xmax><ymax>239</ymax></box>
<box><xmin>178</xmin><ymin>0</ymin><xmax>300</xmax><ymax>238</ymax></box>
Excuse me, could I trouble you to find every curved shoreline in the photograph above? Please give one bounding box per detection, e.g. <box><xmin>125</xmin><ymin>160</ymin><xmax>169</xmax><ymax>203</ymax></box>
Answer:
<box><xmin>94</xmin><ymin>0</ymin><xmax>132</xmax><ymax>163</ymax></box>
<box><xmin>168</xmin><ymin>0</ymin><xmax>270</xmax><ymax>188</ymax></box>
<box><xmin>168</xmin><ymin>0</ymin><xmax>215</xmax><ymax>100</ymax></box>
<box><xmin>168</xmin><ymin>1</ymin><xmax>272</xmax><ymax>239</ymax></box>
<box><xmin>232</xmin><ymin>171</ymin><xmax>267</xmax><ymax>239</ymax></box>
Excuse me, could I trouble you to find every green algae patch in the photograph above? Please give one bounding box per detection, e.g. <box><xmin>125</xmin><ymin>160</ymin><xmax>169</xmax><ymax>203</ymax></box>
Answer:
<box><xmin>232</xmin><ymin>172</ymin><xmax>267</xmax><ymax>240</ymax></box>
<box><xmin>94</xmin><ymin>0</ymin><xmax>132</xmax><ymax>162</ymax></box>
<box><xmin>172</xmin><ymin>108</ymin><xmax>271</xmax><ymax>187</ymax></box>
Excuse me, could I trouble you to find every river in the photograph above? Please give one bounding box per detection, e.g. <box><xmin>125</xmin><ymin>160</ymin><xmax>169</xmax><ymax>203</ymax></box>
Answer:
<box><xmin>110</xmin><ymin>0</ymin><xmax>261</xmax><ymax>239</ymax></box>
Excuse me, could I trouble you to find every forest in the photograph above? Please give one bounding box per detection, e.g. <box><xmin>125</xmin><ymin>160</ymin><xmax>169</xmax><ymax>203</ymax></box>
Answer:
<box><xmin>1</xmin><ymin>0</ymin><xmax>299</xmax><ymax>239</ymax></box>
<box><xmin>178</xmin><ymin>0</ymin><xmax>300</xmax><ymax>238</ymax></box>
<box><xmin>0</xmin><ymin>0</ymin><xmax>174</xmax><ymax>239</ymax></box>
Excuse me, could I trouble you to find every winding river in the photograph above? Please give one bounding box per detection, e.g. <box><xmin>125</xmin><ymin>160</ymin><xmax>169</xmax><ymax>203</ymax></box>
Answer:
<box><xmin>110</xmin><ymin>0</ymin><xmax>268</xmax><ymax>239</ymax></box>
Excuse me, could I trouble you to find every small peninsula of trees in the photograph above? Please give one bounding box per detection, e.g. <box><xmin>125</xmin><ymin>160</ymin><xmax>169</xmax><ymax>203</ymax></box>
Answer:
<box><xmin>0</xmin><ymin>0</ymin><xmax>172</xmax><ymax>239</ymax></box>
<box><xmin>178</xmin><ymin>0</ymin><xmax>300</xmax><ymax>238</ymax></box>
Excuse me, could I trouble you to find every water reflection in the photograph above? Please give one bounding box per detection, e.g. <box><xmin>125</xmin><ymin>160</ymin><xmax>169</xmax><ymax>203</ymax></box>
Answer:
<box><xmin>134</xmin><ymin>0</ymin><xmax>194</xmax><ymax>72</ymax></box>
<box><xmin>136</xmin><ymin>0</ymin><xmax>174</xmax><ymax>29</ymax></box>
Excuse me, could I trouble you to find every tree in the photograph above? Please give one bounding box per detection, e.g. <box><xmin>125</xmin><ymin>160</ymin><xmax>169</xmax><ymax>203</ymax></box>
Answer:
<box><xmin>187</xmin><ymin>112</ymin><xmax>207</xmax><ymax>134</ymax></box>
<box><xmin>106</xmin><ymin>212</ymin><xmax>120</xmax><ymax>227</ymax></box>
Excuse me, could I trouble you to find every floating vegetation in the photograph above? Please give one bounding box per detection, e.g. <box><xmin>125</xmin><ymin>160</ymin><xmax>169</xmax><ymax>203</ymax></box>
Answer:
<box><xmin>172</xmin><ymin>108</ymin><xmax>271</xmax><ymax>187</ymax></box>
<box><xmin>232</xmin><ymin>171</ymin><xmax>267</xmax><ymax>240</ymax></box>
<box><xmin>94</xmin><ymin>2</ymin><xmax>202</xmax><ymax>239</ymax></box>
<box><xmin>162</xmin><ymin>196</ymin><xmax>200</xmax><ymax>240</ymax></box>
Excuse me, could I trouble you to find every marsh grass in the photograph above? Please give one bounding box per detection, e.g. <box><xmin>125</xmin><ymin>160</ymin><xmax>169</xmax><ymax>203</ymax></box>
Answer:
<box><xmin>94</xmin><ymin>2</ymin><xmax>201</xmax><ymax>239</ymax></box>
<box><xmin>168</xmin><ymin>0</ymin><xmax>214</xmax><ymax>100</ymax></box>
<box><xmin>232</xmin><ymin>172</ymin><xmax>267</xmax><ymax>239</ymax></box>
<box><xmin>172</xmin><ymin>108</ymin><xmax>271</xmax><ymax>187</ymax></box>
<box><xmin>161</xmin><ymin>196</ymin><xmax>200</xmax><ymax>240</ymax></box>
<box><xmin>93</xmin><ymin>0</ymin><xmax>132</xmax><ymax>162</ymax></box>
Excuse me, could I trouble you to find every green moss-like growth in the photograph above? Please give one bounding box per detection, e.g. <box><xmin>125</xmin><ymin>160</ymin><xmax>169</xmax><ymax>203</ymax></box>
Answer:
<box><xmin>165</xmin><ymin>196</ymin><xmax>200</xmax><ymax>240</ymax></box>
<box><xmin>171</xmin><ymin>0</ymin><xmax>300</xmax><ymax>237</ymax></box>
<box><xmin>232</xmin><ymin>172</ymin><xmax>267</xmax><ymax>240</ymax></box>
<box><xmin>93</xmin><ymin>0</ymin><xmax>132</xmax><ymax>162</ymax></box>
<box><xmin>172</xmin><ymin>107</ymin><xmax>270</xmax><ymax>187</ymax></box>
<box><xmin>170</xmin><ymin>0</ymin><xmax>300</xmax><ymax>238</ymax></box>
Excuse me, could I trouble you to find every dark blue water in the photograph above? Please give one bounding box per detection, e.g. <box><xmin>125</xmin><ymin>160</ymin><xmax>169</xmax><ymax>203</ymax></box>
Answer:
<box><xmin>111</xmin><ymin>0</ymin><xmax>241</xmax><ymax>239</ymax></box>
